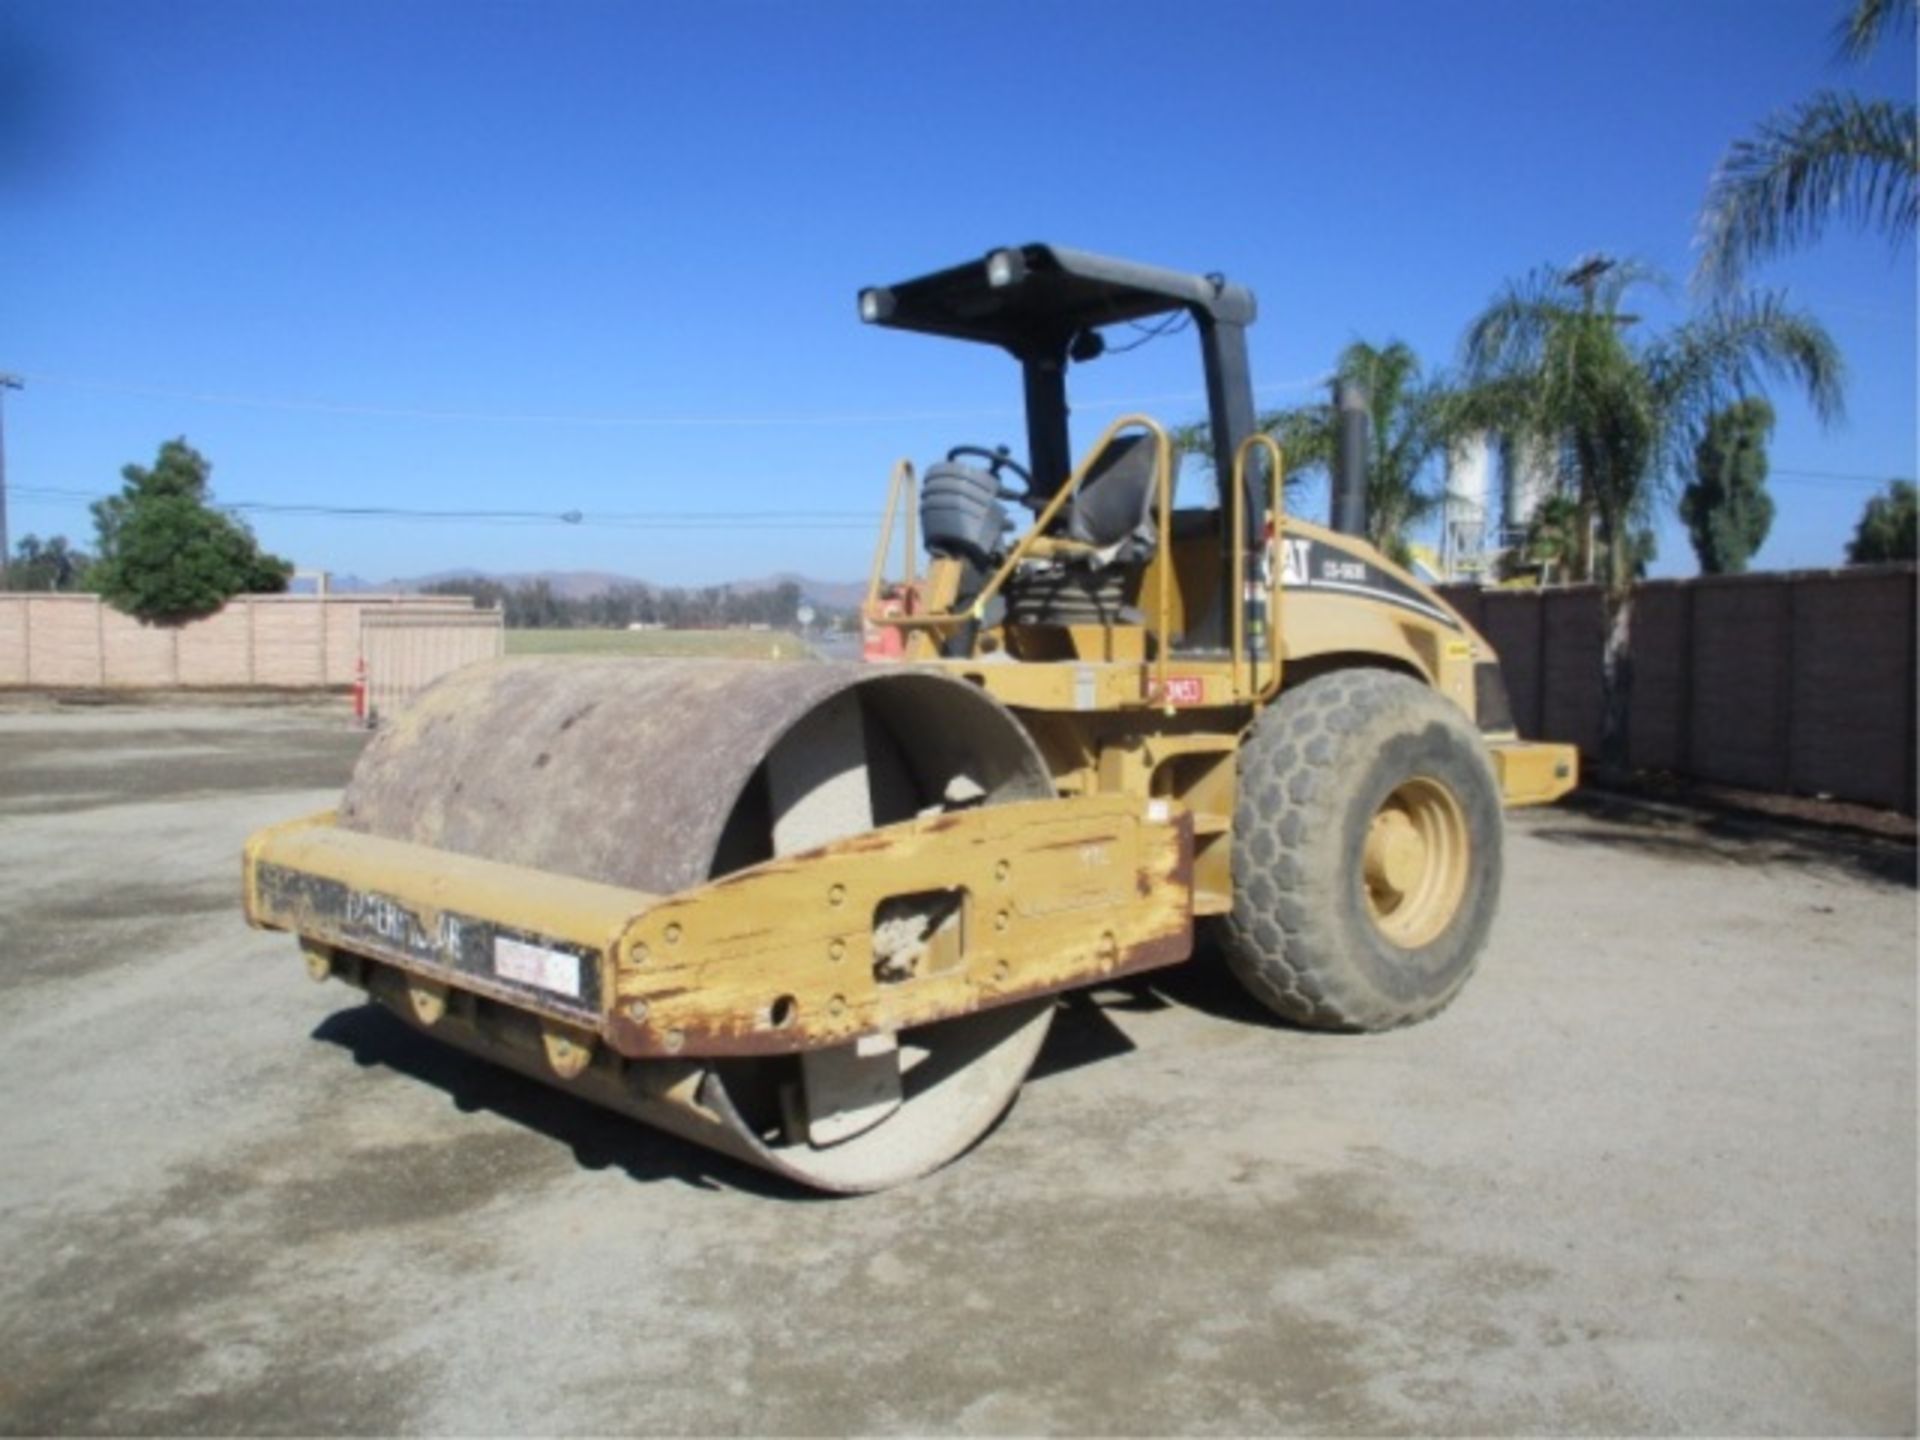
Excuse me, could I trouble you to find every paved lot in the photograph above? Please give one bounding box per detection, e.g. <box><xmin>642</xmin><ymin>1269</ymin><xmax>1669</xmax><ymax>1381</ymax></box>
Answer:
<box><xmin>0</xmin><ymin>697</ymin><xmax>1913</xmax><ymax>1435</ymax></box>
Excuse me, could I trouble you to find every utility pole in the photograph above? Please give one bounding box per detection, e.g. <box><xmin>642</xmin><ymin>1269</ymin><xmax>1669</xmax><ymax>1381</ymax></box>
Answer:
<box><xmin>0</xmin><ymin>374</ymin><xmax>20</xmax><ymax>583</ymax></box>
<box><xmin>1564</xmin><ymin>254</ymin><xmax>1614</xmax><ymax>309</ymax></box>
<box><xmin>1564</xmin><ymin>255</ymin><xmax>1637</xmax><ymax>327</ymax></box>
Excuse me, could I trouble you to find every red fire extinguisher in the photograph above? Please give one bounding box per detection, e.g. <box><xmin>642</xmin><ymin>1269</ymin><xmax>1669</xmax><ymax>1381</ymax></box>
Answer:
<box><xmin>862</xmin><ymin>585</ymin><xmax>916</xmax><ymax>662</ymax></box>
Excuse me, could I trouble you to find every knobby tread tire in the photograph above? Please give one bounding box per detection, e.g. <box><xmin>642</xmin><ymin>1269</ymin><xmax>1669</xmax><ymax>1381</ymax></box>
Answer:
<box><xmin>1220</xmin><ymin>667</ymin><xmax>1504</xmax><ymax>1033</ymax></box>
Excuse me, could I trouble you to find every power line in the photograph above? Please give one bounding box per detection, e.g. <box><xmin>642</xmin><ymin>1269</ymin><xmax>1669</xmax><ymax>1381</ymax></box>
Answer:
<box><xmin>13</xmin><ymin>461</ymin><xmax>1897</xmax><ymax>540</ymax></box>
<box><xmin>1771</xmin><ymin>466</ymin><xmax>1908</xmax><ymax>484</ymax></box>
<box><xmin>11</xmin><ymin>372</ymin><xmax>1894</xmax><ymax>489</ymax></box>
<box><xmin>13</xmin><ymin>468</ymin><xmax>1903</xmax><ymax>531</ymax></box>
<box><xmin>4</xmin><ymin>483</ymin><xmax>876</xmax><ymax>529</ymax></box>
<box><xmin>8</xmin><ymin>369</ymin><xmax>1328</xmax><ymax>428</ymax></box>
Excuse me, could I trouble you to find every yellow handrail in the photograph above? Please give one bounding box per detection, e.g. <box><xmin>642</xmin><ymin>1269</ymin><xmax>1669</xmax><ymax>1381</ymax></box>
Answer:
<box><xmin>969</xmin><ymin>417</ymin><xmax>1172</xmax><ymax>617</ymax></box>
<box><xmin>1264</xmin><ymin>438</ymin><xmax>1287</xmax><ymax>702</ymax></box>
<box><xmin>862</xmin><ymin>459</ymin><xmax>918</xmax><ymax>615</ymax></box>
<box><xmin>882</xmin><ymin>414</ymin><xmax>1175</xmax><ymax>630</ymax></box>
<box><xmin>872</xmin><ymin>418</ymin><xmax>1178</xmax><ymax>707</ymax></box>
<box><xmin>1229</xmin><ymin>433</ymin><xmax>1286</xmax><ymax>702</ymax></box>
<box><xmin>866</xmin><ymin>427</ymin><xmax>1284</xmax><ymax>710</ymax></box>
<box><xmin>970</xmin><ymin>417</ymin><xmax>1174</xmax><ymax>707</ymax></box>
<box><xmin>1230</xmin><ymin>442</ymin><xmax>1245</xmax><ymax>699</ymax></box>
<box><xmin>1151</xmin><ymin>420</ymin><xmax>1174</xmax><ymax>711</ymax></box>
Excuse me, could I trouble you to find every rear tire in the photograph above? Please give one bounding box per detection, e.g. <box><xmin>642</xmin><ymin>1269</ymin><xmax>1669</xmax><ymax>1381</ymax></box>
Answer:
<box><xmin>1220</xmin><ymin>668</ymin><xmax>1503</xmax><ymax>1032</ymax></box>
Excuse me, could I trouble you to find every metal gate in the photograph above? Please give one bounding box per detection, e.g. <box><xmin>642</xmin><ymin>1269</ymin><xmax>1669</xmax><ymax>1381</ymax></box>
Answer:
<box><xmin>360</xmin><ymin>609</ymin><xmax>505</xmax><ymax>724</ymax></box>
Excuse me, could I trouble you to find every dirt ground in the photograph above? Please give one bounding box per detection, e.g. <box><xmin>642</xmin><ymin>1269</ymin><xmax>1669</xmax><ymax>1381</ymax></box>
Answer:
<box><xmin>0</xmin><ymin>696</ymin><xmax>1913</xmax><ymax>1436</ymax></box>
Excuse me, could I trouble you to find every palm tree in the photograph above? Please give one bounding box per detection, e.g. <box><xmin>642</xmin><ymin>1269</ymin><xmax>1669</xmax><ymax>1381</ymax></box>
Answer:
<box><xmin>1696</xmin><ymin>0</ymin><xmax>1917</xmax><ymax>289</ymax></box>
<box><xmin>1180</xmin><ymin>340</ymin><xmax>1456</xmax><ymax>567</ymax></box>
<box><xmin>1463</xmin><ymin>259</ymin><xmax>1844</xmax><ymax>771</ymax></box>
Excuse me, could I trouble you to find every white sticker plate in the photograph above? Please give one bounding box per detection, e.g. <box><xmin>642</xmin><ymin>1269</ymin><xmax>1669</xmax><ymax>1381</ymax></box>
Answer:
<box><xmin>492</xmin><ymin>936</ymin><xmax>583</xmax><ymax>999</ymax></box>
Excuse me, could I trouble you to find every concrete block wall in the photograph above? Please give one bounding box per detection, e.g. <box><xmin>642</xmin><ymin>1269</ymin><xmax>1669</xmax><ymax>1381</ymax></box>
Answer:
<box><xmin>0</xmin><ymin>593</ymin><xmax>475</xmax><ymax>690</ymax></box>
<box><xmin>1437</xmin><ymin>565</ymin><xmax>1917</xmax><ymax>812</ymax></box>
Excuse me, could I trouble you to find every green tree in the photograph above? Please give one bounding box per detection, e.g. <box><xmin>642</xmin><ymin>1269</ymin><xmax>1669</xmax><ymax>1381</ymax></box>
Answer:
<box><xmin>1697</xmin><ymin>0</ymin><xmax>1916</xmax><ymax>289</ymax></box>
<box><xmin>1609</xmin><ymin>525</ymin><xmax>1660</xmax><ymax>584</ymax></box>
<box><xmin>1680</xmin><ymin>398</ymin><xmax>1777</xmax><ymax>574</ymax></box>
<box><xmin>1463</xmin><ymin>259</ymin><xmax>1843</xmax><ymax>771</ymax></box>
<box><xmin>1846</xmin><ymin>478</ymin><xmax>1917</xmax><ymax>562</ymax></box>
<box><xmin>1517</xmin><ymin>493</ymin><xmax>1584</xmax><ymax>583</ymax></box>
<box><xmin>5</xmin><ymin>534</ymin><xmax>93</xmax><ymax>592</ymax></box>
<box><xmin>89</xmin><ymin>439</ymin><xmax>292</xmax><ymax>620</ymax></box>
<box><xmin>1181</xmin><ymin>339</ymin><xmax>1457</xmax><ymax>567</ymax></box>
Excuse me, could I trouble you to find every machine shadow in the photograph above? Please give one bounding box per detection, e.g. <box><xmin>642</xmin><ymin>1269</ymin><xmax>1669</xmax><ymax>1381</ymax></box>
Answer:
<box><xmin>1148</xmin><ymin>936</ymin><xmax>1302</xmax><ymax>1029</ymax></box>
<box><xmin>1026</xmin><ymin>990</ymin><xmax>1143</xmax><ymax>1082</ymax></box>
<box><xmin>1027</xmin><ymin>942</ymin><xmax>1297</xmax><ymax>1090</ymax></box>
<box><xmin>309</xmin><ymin>944</ymin><xmax>1298</xmax><ymax>1194</ymax></box>
<box><xmin>309</xmin><ymin>1004</ymin><xmax>820</xmax><ymax>1201</ymax></box>
<box><xmin>1536</xmin><ymin>793</ymin><xmax>1917</xmax><ymax>889</ymax></box>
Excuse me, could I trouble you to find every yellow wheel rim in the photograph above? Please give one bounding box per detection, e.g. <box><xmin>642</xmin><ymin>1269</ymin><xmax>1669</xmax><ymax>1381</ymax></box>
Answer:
<box><xmin>1362</xmin><ymin>777</ymin><xmax>1470</xmax><ymax>949</ymax></box>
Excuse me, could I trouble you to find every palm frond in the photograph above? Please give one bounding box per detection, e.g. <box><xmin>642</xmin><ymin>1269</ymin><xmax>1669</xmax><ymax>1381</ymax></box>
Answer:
<box><xmin>1174</xmin><ymin>415</ymin><xmax>1313</xmax><ymax>492</ymax></box>
<box><xmin>1462</xmin><ymin>266</ymin><xmax>1571</xmax><ymax>378</ymax></box>
<box><xmin>1653</xmin><ymin>292</ymin><xmax>1847</xmax><ymax>437</ymax></box>
<box><xmin>1836</xmin><ymin>0</ymin><xmax>1916</xmax><ymax>59</ymax></box>
<box><xmin>1335</xmin><ymin>340</ymin><xmax>1420</xmax><ymax>421</ymax></box>
<box><xmin>1695</xmin><ymin>92</ymin><xmax>1919</xmax><ymax>290</ymax></box>
<box><xmin>1260</xmin><ymin>405</ymin><xmax>1336</xmax><ymax>481</ymax></box>
<box><xmin>1170</xmin><ymin>421</ymin><xmax>1215</xmax><ymax>460</ymax></box>
<box><xmin>1436</xmin><ymin>375</ymin><xmax>1533</xmax><ymax>438</ymax></box>
<box><xmin>1586</xmin><ymin>258</ymin><xmax>1672</xmax><ymax>315</ymax></box>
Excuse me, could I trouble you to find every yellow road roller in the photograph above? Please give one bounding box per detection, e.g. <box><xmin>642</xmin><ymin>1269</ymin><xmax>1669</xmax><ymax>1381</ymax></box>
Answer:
<box><xmin>243</xmin><ymin>245</ymin><xmax>1576</xmax><ymax>1192</ymax></box>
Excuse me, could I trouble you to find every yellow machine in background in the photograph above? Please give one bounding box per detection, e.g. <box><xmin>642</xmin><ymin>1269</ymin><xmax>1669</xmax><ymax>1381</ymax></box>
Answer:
<box><xmin>244</xmin><ymin>245</ymin><xmax>1575</xmax><ymax>1192</ymax></box>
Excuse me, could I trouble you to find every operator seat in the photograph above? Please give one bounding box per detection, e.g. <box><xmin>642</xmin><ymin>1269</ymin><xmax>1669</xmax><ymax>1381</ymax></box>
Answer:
<box><xmin>1006</xmin><ymin>433</ymin><xmax>1161</xmax><ymax>628</ymax></box>
<box><xmin>1063</xmin><ymin>433</ymin><xmax>1159</xmax><ymax>562</ymax></box>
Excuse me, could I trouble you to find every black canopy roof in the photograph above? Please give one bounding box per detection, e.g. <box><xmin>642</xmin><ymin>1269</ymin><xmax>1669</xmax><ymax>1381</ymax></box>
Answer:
<box><xmin>862</xmin><ymin>243</ymin><xmax>1256</xmax><ymax>355</ymax></box>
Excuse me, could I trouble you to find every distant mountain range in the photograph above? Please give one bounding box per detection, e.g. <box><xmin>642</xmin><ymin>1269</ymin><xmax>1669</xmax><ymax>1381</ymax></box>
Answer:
<box><xmin>320</xmin><ymin>569</ymin><xmax>869</xmax><ymax>610</ymax></box>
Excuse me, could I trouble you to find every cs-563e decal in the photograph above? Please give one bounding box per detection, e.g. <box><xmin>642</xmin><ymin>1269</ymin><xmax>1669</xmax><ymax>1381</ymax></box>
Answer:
<box><xmin>1278</xmin><ymin>536</ymin><xmax>1462</xmax><ymax>629</ymax></box>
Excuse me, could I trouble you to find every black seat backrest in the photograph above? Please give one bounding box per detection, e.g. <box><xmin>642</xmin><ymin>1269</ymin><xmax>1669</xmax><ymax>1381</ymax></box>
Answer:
<box><xmin>1065</xmin><ymin>434</ymin><xmax>1159</xmax><ymax>556</ymax></box>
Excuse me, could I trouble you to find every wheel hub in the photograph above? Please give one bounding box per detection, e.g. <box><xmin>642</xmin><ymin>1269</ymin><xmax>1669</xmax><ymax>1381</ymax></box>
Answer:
<box><xmin>1365</xmin><ymin>809</ymin><xmax>1427</xmax><ymax>896</ymax></box>
<box><xmin>1362</xmin><ymin>777</ymin><xmax>1470</xmax><ymax>949</ymax></box>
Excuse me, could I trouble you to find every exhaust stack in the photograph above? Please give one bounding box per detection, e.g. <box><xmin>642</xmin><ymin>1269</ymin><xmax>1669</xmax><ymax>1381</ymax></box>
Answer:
<box><xmin>1332</xmin><ymin>380</ymin><xmax>1370</xmax><ymax>539</ymax></box>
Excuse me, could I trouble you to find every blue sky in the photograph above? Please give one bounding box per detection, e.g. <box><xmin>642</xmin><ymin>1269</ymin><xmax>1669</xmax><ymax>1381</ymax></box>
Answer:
<box><xmin>2</xmin><ymin>0</ymin><xmax>1913</xmax><ymax>586</ymax></box>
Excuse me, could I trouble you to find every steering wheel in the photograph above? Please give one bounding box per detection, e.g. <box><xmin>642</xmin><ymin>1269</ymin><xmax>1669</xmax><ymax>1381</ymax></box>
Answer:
<box><xmin>945</xmin><ymin>444</ymin><xmax>1034</xmax><ymax>504</ymax></box>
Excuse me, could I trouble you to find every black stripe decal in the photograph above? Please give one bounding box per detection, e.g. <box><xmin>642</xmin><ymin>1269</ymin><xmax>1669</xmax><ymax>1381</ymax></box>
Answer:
<box><xmin>1279</xmin><ymin>537</ymin><xmax>1462</xmax><ymax>631</ymax></box>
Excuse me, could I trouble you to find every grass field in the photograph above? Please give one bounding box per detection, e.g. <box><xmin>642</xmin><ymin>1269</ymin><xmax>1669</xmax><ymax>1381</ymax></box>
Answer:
<box><xmin>503</xmin><ymin>628</ymin><xmax>810</xmax><ymax>660</ymax></box>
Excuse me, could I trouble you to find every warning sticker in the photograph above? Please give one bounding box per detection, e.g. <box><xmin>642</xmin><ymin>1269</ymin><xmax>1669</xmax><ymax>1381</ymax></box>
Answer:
<box><xmin>493</xmin><ymin>936</ymin><xmax>584</xmax><ymax>999</ymax></box>
<box><xmin>1150</xmin><ymin>676</ymin><xmax>1206</xmax><ymax>705</ymax></box>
